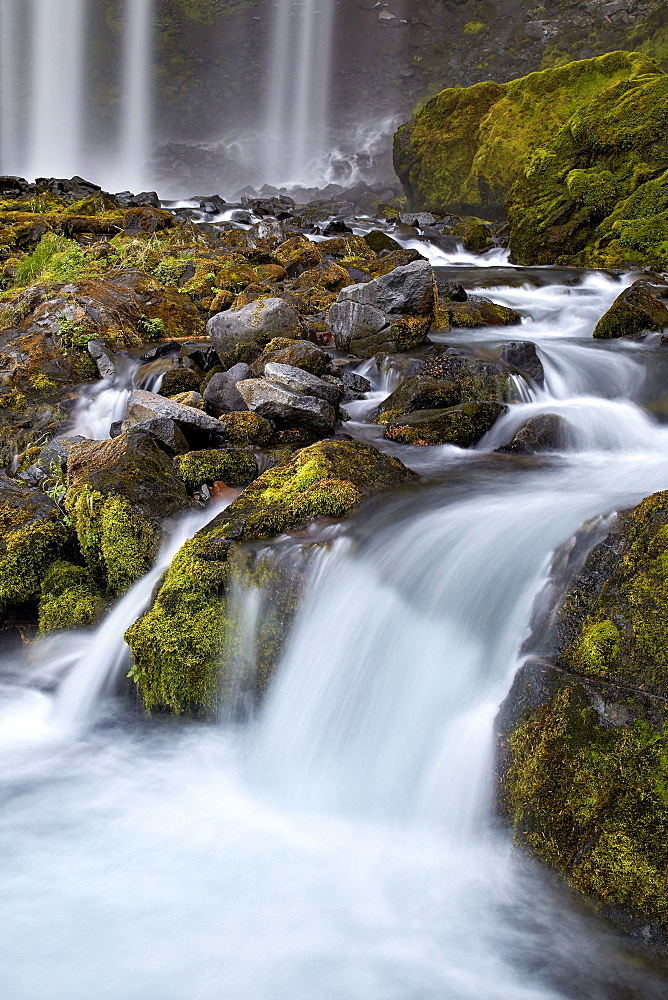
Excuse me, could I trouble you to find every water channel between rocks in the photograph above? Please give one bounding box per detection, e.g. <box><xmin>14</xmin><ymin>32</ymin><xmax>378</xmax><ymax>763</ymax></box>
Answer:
<box><xmin>2</xmin><ymin>246</ymin><xmax>668</xmax><ymax>998</ymax></box>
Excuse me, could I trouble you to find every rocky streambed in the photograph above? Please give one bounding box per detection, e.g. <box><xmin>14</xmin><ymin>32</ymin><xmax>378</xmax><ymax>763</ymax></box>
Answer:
<box><xmin>3</xmin><ymin>59</ymin><xmax>668</xmax><ymax>988</ymax></box>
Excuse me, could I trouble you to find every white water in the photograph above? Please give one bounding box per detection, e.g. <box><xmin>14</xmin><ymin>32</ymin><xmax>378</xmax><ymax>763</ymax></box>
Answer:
<box><xmin>264</xmin><ymin>0</ymin><xmax>336</xmax><ymax>185</ymax></box>
<box><xmin>1</xmin><ymin>0</ymin><xmax>153</xmax><ymax>191</ymax></box>
<box><xmin>28</xmin><ymin>0</ymin><xmax>86</xmax><ymax>180</ymax></box>
<box><xmin>1</xmin><ymin>259</ymin><xmax>668</xmax><ymax>996</ymax></box>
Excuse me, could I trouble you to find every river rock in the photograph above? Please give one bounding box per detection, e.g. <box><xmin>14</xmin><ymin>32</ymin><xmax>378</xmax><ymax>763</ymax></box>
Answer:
<box><xmin>250</xmin><ymin>339</ymin><xmax>329</xmax><ymax>377</ymax></box>
<box><xmin>207</xmin><ymin>298</ymin><xmax>304</xmax><ymax>354</ymax></box>
<box><xmin>123</xmin><ymin>389</ymin><xmax>226</xmax><ymax>446</ymax></box>
<box><xmin>262</xmin><ymin>362</ymin><xmax>343</xmax><ymax>406</ymax></box>
<box><xmin>593</xmin><ymin>280</ymin><xmax>668</xmax><ymax>339</ymax></box>
<box><xmin>371</xmin><ymin>375</ymin><xmax>461</xmax><ymax>423</ymax></box>
<box><xmin>125</xmin><ymin>439</ymin><xmax>418</xmax><ymax>716</ymax></box>
<box><xmin>203</xmin><ymin>363</ymin><xmax>250</xmax><ymax>414</ymax></box>
<box><xmin>498</xmin><ymin>413</ymin><xmax>567</xmax><ymax>454</ymax></box>
<box><xmin>117</xmin><ymin>416</ymin><xmax>190</xmax><ymax>455</ymax></box>
<box><xmin>421</xmin><ymin>353</ymin><xmax>511</xmax><ymax>403</ymax></box>
<box><xmin>327</xmin><ymin>260</ymin><xmax>435</xmax><ymax>358</ymax></box>
<box><xmin>235</xmin><ymin>378</ymin><xmax>337</xmax><ymax>436</ymax></box>
<box><xmin>496</xmin><ymin>490</ymin><xmax>668</xmax><ymax>943</ymax></box>
<box><xmin>501</xmin><ymin>341</ymin><xmax>545</xmax><ymax>386</ymax></box>
<box><xmin>385</xmin><ymin>401</ymin><xmax>505</xmax><ymax>446</ymax></box>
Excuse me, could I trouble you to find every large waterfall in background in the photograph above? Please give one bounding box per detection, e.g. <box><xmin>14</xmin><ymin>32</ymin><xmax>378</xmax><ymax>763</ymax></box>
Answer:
<box><xmin>0</xmin><ymin>0</ymin><xmax>153</xmax><ymax>191</ymax></box>
<box><xmin>264</xmin><ymin>0</ymin><xmax>336</xmax><ymax>185</ymax></box>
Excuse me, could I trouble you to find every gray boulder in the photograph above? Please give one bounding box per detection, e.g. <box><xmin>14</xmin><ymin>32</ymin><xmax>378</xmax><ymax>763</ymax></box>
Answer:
<box><xmin>263</xmin><ymin>362</ymin><xmax>343</xmax><ymax>406</ymax></box>
<box><xmin>207</xmin><ymin>298</ymin><xmax>303</xmax><ymax>354</ymax></box>
<box><xmin>119</xmin><ymin>416</ymin><xmax>190</xmax><ymax>455</ymax></box>
<box><xmin>337</xmin><ymin>260</ymin><xmax>434</xmax><ymax>315</ymax></box>
<box><xmin>236</xmin><ymin>379</ymin><xmax>337</xmax><ymax>436</ymax></box>
<box><xmin>203</xmin><ymin>362</ymin><xmax>251</xmax><ymax>414</ymax></box>
<box><xmin>498</xmin><ymin>414</ymin><xmax>568</xmax><ymax>454</ymax></box>
<box><xmin>501</xmin><ymin>341</ymin><xmax>545</xmax><ymax>386</ymax></box>
<box><xmin>123</xmin><ymin>389</ymin><xmax>225</xmax><ymax>445</ymax></box>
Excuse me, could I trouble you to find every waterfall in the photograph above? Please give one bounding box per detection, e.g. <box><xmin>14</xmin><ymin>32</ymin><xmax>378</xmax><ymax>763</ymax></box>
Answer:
<box><xmin>119</xmin><ymin>0</ymin><xmax>153</xmax><ymax>193</ymax></box>
<box><xmin>264</xmin><ymin>0</ymin><xmax>337</xmax><ymax>184</ymax></box>
<box><xmin>0</xmin><ymin>0</ymin><xmax>154</xmax><ymax>191</ymax></box>
<box><xmin>28</xmin><ymin>0</ymin><xmax>87</xmax><ymax>180</ymax></box>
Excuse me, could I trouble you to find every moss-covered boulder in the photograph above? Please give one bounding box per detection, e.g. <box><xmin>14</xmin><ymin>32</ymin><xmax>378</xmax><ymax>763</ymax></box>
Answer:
<box><xmin>436</xmin><ymin>296</ymin><xmax>522</xmax><ymax>331</ymax></box>
<box><xmin>385</xmin><ymin>401</ymin><xmax>505</xmax><ymax>447</ymax></box>
<box><xmin>125</xmin><ymin>440</ymin><xmax>417</xmax><ymax>716</ymax></box>
<box><xmin>497</xmin><ymin>491</ymin><xmax>668</xmax><ymax>942</ymax></box>
<box><xmin>507</xmin><ymin>62</ymin><xmax>668</xmax><ymax>267</ymax></box>
<box><xmin>593</xmin><ymin>281</ymin><xmax>668</xmax><ymax>339</ymax></box>
<box><xmin>0</xmin><ymin>473</ymin><xmax>73</xmax><ymax>612</ymax></box>
<box><xmin>394</xmin><ymin>51</ymin><xmax>653</xmax><ymax>214</ymax></box>
<box><xmin>371</xmin><ymin>375</ymin><xmax>461</xmax><ymax>425</ymax></box>
<box><xmin>38</xmin><ymin>560</ymin><xmax>104</xmax><ymax>633</ymax></box>
<box><xmin>174</xmin><ymin>448</ymin><xmax>259</xmax><ymax>491</ymax></box>
<box><xmin>65</xmin><ymin>431</ymin><xmax>195</xmax><ymax>594</ymax></box>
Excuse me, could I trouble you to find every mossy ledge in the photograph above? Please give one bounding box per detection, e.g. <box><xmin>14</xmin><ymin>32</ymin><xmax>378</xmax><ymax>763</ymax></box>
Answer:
<box><xmin>125</xmin><ymin>440</ymin><xmax>417</xmax><ymax>717</ymax></box>
<box><xmin>497</xmin><ymin>490</ymin><xmax>668</xmax><ymax>944</ymax></box>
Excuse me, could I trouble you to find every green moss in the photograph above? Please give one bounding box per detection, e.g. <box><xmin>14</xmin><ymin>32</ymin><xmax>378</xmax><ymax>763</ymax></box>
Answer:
<box><xmin>506</xmin><ymin>683</ymin><xmax>668</xmax><ymax>925</ymax></box>
<box><xmin>38</xmin><ymin>560</ymin><xmax>104</xmax><ymax>632</ymax></box>
<box><xmin>0</xmin><ymin>505</ymin><xmax>73</xmax><ymax>608</ymax></box>
<box><xmin>13</xmin><ymin>232</ymin><xmax>97</xmax><ymax>287</ymax></box>
<box><xmin>174</xmin><ymin>449</ymin><xmax>259</xmax><ymax>490</ymax></box>
<box><xmin>385</xmin><ymin>401</ymin><xmax>504</xmax><ymax>447</ymax></box>
<box><xmin>216</xmin><ymin>411</ymin><xmax>275</xmax><ymax>447</ymax></box>
<box><xmin>394</xmin><ymin>51</ymin><xmax>654</xmax><ymax>212</ymax></box>
<box><xmin>125</xmin><ymin>440</ymin><xmax>416</xmax><ymax>715</ymax></box>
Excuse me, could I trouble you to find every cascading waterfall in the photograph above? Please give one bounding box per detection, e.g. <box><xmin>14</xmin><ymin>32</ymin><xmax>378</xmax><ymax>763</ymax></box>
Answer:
<box><xmin>264</xmin><ymin>0</ymin><xmax>337</xmax><ymax>184</ymax></box>
<box><xmin>3</xmin><ymin>248</ymin><xmax>668</xmax><ymax>996</ymax></box>
<box><xmin>0</xmin><ymin>0</ymin><xmax>153</xmax><ymax>191</ymax></box>
<box><xmin>28</xmin><ymin>0</ymin><xmax>86</xmax><ymax>180</ymax></box>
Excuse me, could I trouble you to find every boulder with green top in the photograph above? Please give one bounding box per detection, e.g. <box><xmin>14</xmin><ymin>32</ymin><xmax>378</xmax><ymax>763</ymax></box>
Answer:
<box><xmin>593</xmin><ymin>281</ymin><xmax>668</xmax><ymax>339</ymax></box>
<box><xmin>497</xmin><ymin>490</ymin><xmax>668</xmax><ymax>944</ymax></box>
<box><xmin>394</xmin><ymin>51</ymin><xmax>656</xmax><ymax>215</ymax></box>
<box><xmin>125</xmin><ymin>439</ymin><xmax>417</xmax><ymax>716</ymax></box>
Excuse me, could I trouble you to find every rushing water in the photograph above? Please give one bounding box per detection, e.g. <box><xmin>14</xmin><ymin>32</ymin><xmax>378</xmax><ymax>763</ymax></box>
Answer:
<box><xmin>1</xmin><ymin>253</ymin><xmax>668</xmax><ymax>997</ymax></box>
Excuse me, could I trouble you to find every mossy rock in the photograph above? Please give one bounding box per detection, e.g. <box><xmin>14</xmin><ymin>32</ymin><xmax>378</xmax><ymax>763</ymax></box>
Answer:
<box><xmin>216</xmin><ymin>411</ymin><xmax>275</xmax><ymax>447</ymax></box>
<box><xmin>385</xmin><ymin>401</ymin><xmax>505</xmax><ymax>446</ymax></box>
<box><xmin>437</xmin><ymin>296</ymin><xmax>522</xmax><ymax>331</ymax></box>
<box><xmin>125</xmin><ymin>439</ymin><xmax>417</xmax><ymax>716</ymax></box>
<box><xmin>497</xmin><ymin>490</ymin><xmax>668</xmax><ymax>939</ymax></box>
<box><xmin>371</xmin><ymin>375</ymin><xmax>462</xmax><ymax>424</ymax></box>
<box><xmin>394</xmin><ymin>51</ymin><xmax>654</xmax><ymax>214</ymax></box>
<box><xmin>592</xmin><ymin>281</ymin><xmax>668</xmax><ymax>339</ymax></box>
<box><xmin>507</xmin><ymin>63</ymin><xmax>668</xmax><ymax>267</ymax></box>
<box><xmin>251</xmin><ymin>339</ymin><xmax>330</xmax><ymax>377</ymax></box>
<box><xmin>65</xmin><ymin>431</ymin><xmax>194</xmax><ymax>594</ymax></box>
<box><xmin>421</xmin><ymin>353</ymin><xmax>512</xmax><ymax>402</ymax></box>
<box><xmin>38</xmin><ymin>560</ymin><xmax>105</xmax><ymax>633</ymax></box>
<box><xmin>174</xmin><ymin>448</ymin><xmax>259</xmax><ymax>490</ymax></box>
<box><xmin>0</xmin><ymin>474</ymin><xmax>74</xmax><ymax>610</ymax></box>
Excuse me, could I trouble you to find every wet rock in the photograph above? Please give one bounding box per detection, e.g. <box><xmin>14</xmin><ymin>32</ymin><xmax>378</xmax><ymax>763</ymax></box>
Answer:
<box><xmin>207</xmin><ymin>298</ymin><xmax>304</xmax><ymax>355</ymax></box>
<box><xmin>203</xmin><ymin>363</ymin><xmax>250</xmax><ymax>415</ymax></box>
<box><xmin>250</xmin><ymin>339</ymin><xmax>329</xmax><ymax>377</ymax></box>
<box><xmin>362</xmin><ymin>230</ymin><xmax>403</xmax><ymax>254</ymax></box>
<box><xmin>122</xmin><ymin>206</ymin><xmax>175</xmax><ymax>234</ymax></box>
<box><xmin>342</xmin><ymin>371</ymin><xmax>372</xmax><ymax>395</ymax></box>
<box><xmin>593</xmin><ymin>281</ymin><xmax>668</xmax><ymax>339</ymax></box>
<box><xmin>438</xmin><ymin>295</ymin><xmax>522</xmax><ymax>330</ymax></box>
<box><xmin>174</xmin><ymin>448</ymin><xmax>259</xmax><ymax>491</ymax></box>
<box><xmin>86</xmin><ymin>340</ymin><xmax>120</xmax><ymax>380</ymax></box>
<box><xmin>125</xmin><ymin>439</ymin><xmax>417</xmax><ymax>716</ymax></box>
<box><xmin>216</xmin><ymin>411</ymin><xmax>275</xmax><ymax>447</ymax></box>
<box><xmin>235</xmin><ymin>378</ymin><xmax>337</xmax><ymax>437</ymax></box>
<box><xmin>0</xmin><ymin>473</ymin><xmax>72</xmax><ymax>610</ymax></box>
<box><xmin>498</xmin><ymin>413</ymin><xmax>567</xmax><ymax>453</ymax></box>
<box><xmin>123</xmin><ymin>389</ymin><xmax>226</xmax><ymax>446</ymax></box>
<box><xmin>328</xmin><ymin>260</ymin><xmax>435</xmax><ymax>358</ymax></box>
<box><xmin>263</xmin><ymin>362</ymin><xmax>343</xmax><ymax>406</ymax></box>
<box><xmin>385</xmin><ymin>401</ymin><xmax>505</xmax><ymax>446</ymax></box>
<box><xmin>440</xmin><ymin>282</ymin><xmax>468</xmax><ymax>303</ymax></box>
<box><xmin>496</xmin><ymin>490</ymin><xmax>668</xmax><ymax>940</ymax></box>
<box><xmin>141</xmin><ymin>340</ymin><xmax>183</xmax><ymax>362</ymax></box>
<box><xmin>399</xmin><ymin>212</ymin><xmax>437</xmax><ymax>227</ymax></box>
<box><xmin>421</xmin><ymin>353</ymin><xmax>511</xmax><ymax>402</ymax></box>
<box><xmin>246</xmin><ymin>218</ymin><xmax>287</xmax><ymax>248</ymax></box>
<box><xmin>19</xmin><ymin>435</ymin><xmax>87</xmax><ymax>484</ymax></box>
<box><xmin>118</xmin><ymin>416</ymin><xmax>190</xmax><ymax>456</ymax></box>
<box><xmin>501</xmin><ymin>341</ymin><xmax>544</xmax><ymax>385</ymax></box>
<box><xmin>371</xmin><ymin>375</ymin><xmax>461</xmax><ymax>423</ymax></box>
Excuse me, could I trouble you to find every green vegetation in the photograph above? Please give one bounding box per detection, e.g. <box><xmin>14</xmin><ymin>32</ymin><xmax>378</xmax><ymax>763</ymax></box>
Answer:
<box><xmin>174</xmin><ymin>449</ymin><xmax>259</xmax><ymax>490</ymax></box>
<box><xmin>13</xmin><ymin>233</ymin><xmax>96</xmax><ymax>287</ymax></box>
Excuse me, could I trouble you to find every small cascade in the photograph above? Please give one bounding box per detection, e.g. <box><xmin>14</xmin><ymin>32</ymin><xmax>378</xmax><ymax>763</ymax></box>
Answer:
<box><xmin>51</xmin><ymin>500</ymin><xmax>229</xmax><ymax>731</ymax></box>
<box><xmin>264</xmin><ymin>0</ymin><xmax>337</xmax><ymax>185</ymax></box>
<box><xmin>71</xmin><ymin>357</ymin><xmax>140</xmax><ymax>440</ymax></box>
<box><xmin>0</xmin><ymin>0</ymin><xmax>154</xmax><ymax>191</ymax></box>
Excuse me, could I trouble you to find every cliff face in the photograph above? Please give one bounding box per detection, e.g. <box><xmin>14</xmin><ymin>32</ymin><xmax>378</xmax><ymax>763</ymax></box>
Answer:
<box><xmin>92</xmin><ymin>1</ymin><xmax>667</xmax><ymax>167</ymax></box>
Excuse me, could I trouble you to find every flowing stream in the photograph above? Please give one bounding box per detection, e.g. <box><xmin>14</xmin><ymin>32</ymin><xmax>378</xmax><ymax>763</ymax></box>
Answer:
<box><xmin>2</xmin><ymin>254</ymin><xmax>668</xmax><ymax>997</ymax></box>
